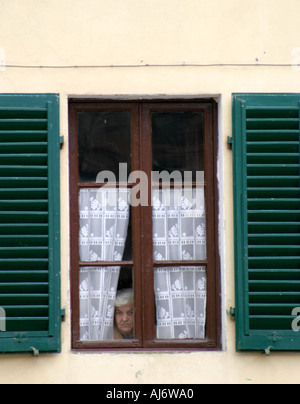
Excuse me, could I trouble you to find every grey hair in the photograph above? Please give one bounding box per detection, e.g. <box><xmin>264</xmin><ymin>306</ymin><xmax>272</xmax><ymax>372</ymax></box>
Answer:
<box><xmin>115</xmin><ymin>288</ymin><xmax>134</xmax><ymax>307</ymax></box>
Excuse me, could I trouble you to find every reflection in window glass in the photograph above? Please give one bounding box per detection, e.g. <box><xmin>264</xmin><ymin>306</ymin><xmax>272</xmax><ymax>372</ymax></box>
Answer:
<box><xmin>78</xmin><ymin>111</ymin><xmax>131</xmax><ymax>182</ymax></box>
<box><xmin>152</xmin><ymin>111</ymin><xmax>204</xmax><ymax>181</ymax></box>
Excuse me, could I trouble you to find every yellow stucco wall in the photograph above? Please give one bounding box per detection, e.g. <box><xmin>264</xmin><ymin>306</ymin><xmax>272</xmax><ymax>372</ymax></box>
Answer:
<box><xmin>0</xmin><ymin>0</ymin><xmax>300</xmax><ymax>384</ymax></box>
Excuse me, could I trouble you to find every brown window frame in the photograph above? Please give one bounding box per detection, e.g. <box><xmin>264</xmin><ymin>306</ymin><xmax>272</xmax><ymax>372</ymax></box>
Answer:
<box><xmin>69</xmin><ymin>99</ymin><xmax>221</xmax><ymax>351</ymax></box>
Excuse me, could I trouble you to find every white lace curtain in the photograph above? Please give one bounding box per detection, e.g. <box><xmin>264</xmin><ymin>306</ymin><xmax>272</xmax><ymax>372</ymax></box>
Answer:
<box><xmin>153</xmin><ymin>187</ymin><xmax>207</xmax><ymax>339</ymax></box>
<box><xmin>78</xmin><ymin>187</ymin><xmax>207</xmax><ymax>341</ymax></box>
<box><xmin>79</xmin><ymin>188</ymin><xmax>130</xmax><ymax>341</ymax></box>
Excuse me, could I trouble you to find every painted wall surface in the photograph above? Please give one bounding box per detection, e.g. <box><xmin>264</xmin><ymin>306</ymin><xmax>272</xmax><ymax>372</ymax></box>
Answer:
<box><xmin>0</xmin><ymin>0</ymin><xmax>300</xmax><ymax>384</ymax></box>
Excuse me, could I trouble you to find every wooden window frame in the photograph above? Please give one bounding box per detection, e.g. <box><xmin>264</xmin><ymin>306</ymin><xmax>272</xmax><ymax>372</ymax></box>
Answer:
<box><xmin>69</xmin><ymin>99</ymin><xmax>221</xmax><ymax>351</ymax></box>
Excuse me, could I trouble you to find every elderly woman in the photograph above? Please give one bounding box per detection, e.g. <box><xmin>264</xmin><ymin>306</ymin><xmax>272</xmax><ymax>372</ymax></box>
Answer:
<box><xmin>114</xmin><ymin>289</ymin><xmax>134</xmax><ymax>340</ymax></box>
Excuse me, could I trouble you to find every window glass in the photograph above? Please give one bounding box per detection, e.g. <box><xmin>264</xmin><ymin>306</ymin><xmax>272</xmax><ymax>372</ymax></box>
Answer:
<box><xmin>78</xmin><ymin>188</ymin><xmax>132</xmax><ymax>262</ymax></box>
<box><xmin>80</xmin><ymin>267</ymin><xmax>134</xmax><ymax>341</ymax></box>
<box><xmin>152</xmin><ymin>111</ymin><xmax>204</xmax><ymax>182</ymax></box>
<box><xmin>78</xmin><ymin>111</ymin><xmax>131</xmax><ymax>182</ymax></box>
<box><xmin>154</xmin><ymin>266</ymin><xmax>207</xmax><ymax>339</ymax></box>
<box><xmin>152</xmin><ymin>110</ymin><xmax>207</xmax><ymax>340</ymax></box>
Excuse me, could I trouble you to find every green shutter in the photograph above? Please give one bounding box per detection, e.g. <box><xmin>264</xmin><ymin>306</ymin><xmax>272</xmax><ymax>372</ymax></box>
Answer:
<box><xmin>0</xmin><ymin>94</ymin><xmax>61</xmax><ymax>354</ymax></box>
<box><xmin>232</xmin><ymin>94</ymin><xmax>300</xmax><ymax>352</ymax></box>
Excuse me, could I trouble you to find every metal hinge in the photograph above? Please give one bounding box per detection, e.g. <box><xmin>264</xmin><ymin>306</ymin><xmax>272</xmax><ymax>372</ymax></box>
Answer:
<box><xmin>227</xmin><ymin>136</ymin><xmax>233</xmax><ymax>149</ymax></box>
<box><xmin>61</xmin><ymin>308</ymin><xmax>66</xmax><ymax>322</ymax></box>
<box><xmin>229</xmin><ymin>307</ymin><xmax>236</xmax><ymax>319</ymax></box>
<box><xmin>60</xmin><ymin>136</ymin><xmax>64</xmax><ymax>149</ymax></box>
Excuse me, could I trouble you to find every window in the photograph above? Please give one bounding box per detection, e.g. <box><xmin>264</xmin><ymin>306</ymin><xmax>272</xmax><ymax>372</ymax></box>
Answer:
<box><xmin>0</xmin><ymin>94</ymin><xmax>61</xmax><ymax>354</ymax></box>
<box><xmin>69</xmin><ymin>100</ymin><xmax>221</xmax><ymax>350</ymax></box>
<box><xmin>232</xmin><ymin>93</ymin><xmax>300</xmax><ymax>352</ymax></box>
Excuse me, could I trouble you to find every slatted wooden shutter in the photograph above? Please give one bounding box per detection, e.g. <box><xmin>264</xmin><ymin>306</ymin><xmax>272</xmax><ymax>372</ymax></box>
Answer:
<box><xmin>0</xmin><ymin>94</ymin><xmax>61</xmax><ymax>353</ymax></box>
<box><xmin>232</xmin><ymin>94</ymin><xmax>300</xmax><ymax>352</ymax></box>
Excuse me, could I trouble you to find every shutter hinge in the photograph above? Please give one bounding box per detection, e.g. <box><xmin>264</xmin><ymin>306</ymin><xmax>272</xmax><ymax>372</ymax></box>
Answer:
<box><xmin>227</xmin><ymin>136</ymin><xmax>233</xmax><ymax>149</ymax></box>
<box><xmin>61</xmin><ymin>308</ymin><xmax>66</xmax><ymax>322</ymax></box>
<box><xmin>229</xmin><ymin>307</ymin><xmax>236</xmax><ymax>319</ymax></box>
<box><xmin>60</xmin><ymin>136</ymin><xmax>64</xmax><ymax>149</ymax></box>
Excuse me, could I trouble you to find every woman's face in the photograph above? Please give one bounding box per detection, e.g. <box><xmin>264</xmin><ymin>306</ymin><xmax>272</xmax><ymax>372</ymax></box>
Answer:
<box><xmin>115</xmin><ymin>304</ymin><xmax>134</xmax><ymax>337</ymax></box>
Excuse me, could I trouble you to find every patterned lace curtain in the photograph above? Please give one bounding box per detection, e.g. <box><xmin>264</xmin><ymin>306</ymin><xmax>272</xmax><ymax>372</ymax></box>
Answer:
<box><xmin>79</xmin><ymin>188</ymin><xmax>130</xmax><ymax>341</ymax></box>
<box><xmin>152</xmin><ymin>187</ymin><xmax>207</xmax><ymax>339</ymax></box>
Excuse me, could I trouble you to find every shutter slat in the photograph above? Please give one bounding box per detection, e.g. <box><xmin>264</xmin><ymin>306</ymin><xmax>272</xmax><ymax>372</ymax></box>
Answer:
<box><xmin>0</xmin><ymin>247</ymin><xmax>49</xmax><ymax>258</ymax></box>
<box><xmin>5</xmin><ymin>318</ymin><xmax>49</xmax><ymax>332</ymax></box>
<box><xmin>248</xmin><ymin>188</ymin><xmax>300</xmax><ymax>198</ymax></box>
<box><xmin>0</xmin><ymin>166</ymin><xmax>48</xmax><ymax>177</ymax></box>
<box><xmin>0</xmin><ymin>131</ymin><xmax>48</xmax><ymax>143</ymax></box>
<box><xmin>249</xmin><ymin>280</ymin><xmax>300</xmax><ymax>291</ymax></box>
<box><xmin>0</xmin><ymin>201</ymin><xmax>48</xmax><ymax>211</ymax></box>
<box><xmin>248</xmin><ymin>164</ymin><xmax>299</xmax><ymax>175</ymax></box>
<box><xmin>247</xmin><ymin>176</ymin><xmax>300</xmax><ymax>187</ymax></box>
<box><xmin>249</xmin><ymin>222</ymin><xmax>300</xmax><ymax>233</ymax></box>
<box><xmin>0</xmin><ymin>235</ymin><xmax>48</xmax><ymax>247</ymax></box>
<box><xmin>247</xmin><ymin>153</ymin><xmax>299</xmax><ymax>164</ymax></box>
<box><xmin>248</xmin><ymin>257</ymin><xmax>300</xmax><ymax>269</ymax></box>
<box><xmin>248</xmin><ymin>210</ymin><xmax>300</xmax><ymax>221</ymax></box>
<box><xmin>247</xmin><ymin>142</ymin><xmax>299</xmax><ymax>153</ymax></box>
<box><xmin>0</xmin><ymin>270</ymin><xmax>48</xmax><ymax>281</ymax></box>
<box><xmin>0</xmin><ymin>142</ymin><xmax>47</xmax><ymax>152</ymax></box>
<box><xmin>0</xmin><ymin>154</ymin><xmax>47</xmax><ymax>165</ymax></box>
<box><xmin>248</xmin><ymin>199</ymin><xmax>300</xmax><ymax>210</ymax></box>
<box><xmin>0</xmin><ymin>259</ymin><xmax>49</xmax><ymax>270</ymax></box>
<box><xmin>0</xmin><ymin>224</ymin><xmax>48</xmax><ymax>235</ymax></box>
<box><xmin>0</xmin><ymin>294</ymin><xmax>49</xmax><ymax>305</ymax></box>
<box><xmin>0</xmin><ymin>119</ymin><xmax>47</xmax><ymax>131</ymax></box>
<box><xmin>2</xmin><ymin>306</ymin><xmax>49</xmax><ymax>315</ymax></box>
<box><xmin>0</xmin><ymin>212</ymin><xmax>48</xmax><ymax>223</ymax></box>
<box><xmin>247</xmin><ymin>130</ymin><xmax>299</xmax><ymax>142</ymax></box>
<box><xmin>249</xmin><ymin>292</ymin><xmax>300</xmax><ymax>304</ymax></box>
<box><xmin>250</xmin><ymin>304</ymin><xmax>299</xmax><ymax>315</ymax></box>
<box><xmin>249</xmin><ymin>246</ymin><xmax>300</xmax><ymax>257</ymax></box>
<box><xmin>249</xmin><ymin>234</ymin><xmax>300</xmax><ymax>245</ymax></box>
<box><xmin>0</xmin><ymin>178</ymin><xmax>48</xmax><ymax>188</ymax></box>
<box><xmin>233</xmin><ymin>94</ymin><xmax>300</xmax><ymax>351</ymax></box>
<box><xmin>0</xmin><ymin>189</ymin><xmax>48</xmax><ymax>199</ymax></box>
<box><xmin>249</xmin><ymin>316</ymin><xmax>295</xmax><ymax>330</ymax></box>
<box><xmin>0</xmin><ymin>282</ymin><xmax>48</xmax><ymax>293</ymax></box>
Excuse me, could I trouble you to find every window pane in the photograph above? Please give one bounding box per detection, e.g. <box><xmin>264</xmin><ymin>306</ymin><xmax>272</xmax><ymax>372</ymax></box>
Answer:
<box><xmin>78</xmin><ymin>111</ymin><xmax>131</xmax><ymax>182</ymax></box>
<box><xmin>151</xmin><ymin>109</ymin><xmax>207</xmax><ymax>340</ymax></box>
<box><xmin>154</xmin><ymin>266</ymin><xmax>207</xmax><ymax>339</ymax></box>
<box><xmin>79</xmin><ymin>188</ymin><xmax>132</xmax><ymax>262</ymax></box>
<box><xmin>80</xmin><ymin>267</ymin><xmax>134</xmax><ymax>341</ymax></box>
<box><xmin>152</xmin><ymin>188</ymin><xmax>206</xmax><ymax>261</ymax></box>
<box><xmin>114</xmin><ymin>271</ymin><xmax>135</xmax><ymax>340</ymax></box>
<box><xmin>152</xmin><ymin>111</ymin><xmax>204</xmax><ymax>182</ymax></box>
